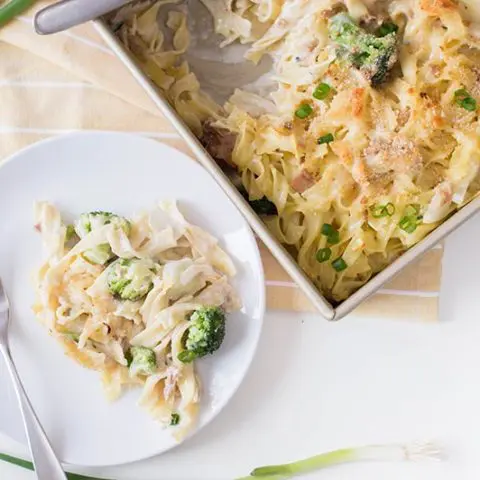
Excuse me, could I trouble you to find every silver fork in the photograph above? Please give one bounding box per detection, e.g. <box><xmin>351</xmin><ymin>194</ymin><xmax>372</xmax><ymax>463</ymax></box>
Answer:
<box><xmin>0</xmin><ymin>278</ymin><xmax>67</xmax><ymax>480</ymax></box>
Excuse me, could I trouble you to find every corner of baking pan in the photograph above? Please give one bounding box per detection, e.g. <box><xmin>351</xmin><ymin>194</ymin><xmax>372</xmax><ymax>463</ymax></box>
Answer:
<box><xmin>333</xmin><ymin>193</ymin><xmax>480</xmax><ymax>321</ymax></box>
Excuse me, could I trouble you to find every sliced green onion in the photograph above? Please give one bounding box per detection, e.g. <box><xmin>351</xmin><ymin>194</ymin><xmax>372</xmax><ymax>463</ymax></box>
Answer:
<box><xmin>455</xmin><ymin>88</ymin><xmax>469</xmax><ymax>98</ymax></box>
<box><xmin>454</xmin><ymin>88</ymin><xmax>477</xmax><ymax>111</ymax></box>
<box><xmin>332</xmin><ymin>257</ymin><xmax>348</xmax><ymax>272</ymax></box>
<box><xmin>321</xmin><ymin>223</ymin><xmax>340</xmax><ymax>244</ymax></box>
<box><xmin>295</xmin><ymin>103</ymin><xmax>313</xmax><ymax>119</ymax></box>
<box><xmin>376</xmin><ymin>22</ymin><xmax>398</xmax><ymax>37</ymax></box>
<box><xmin>321</xmin><ymin>223</ymin><xmax>336</xmax><ymax>237</ymax></box>
<box><xmin>327</xmin><ymin>230</ymin><xmax>340</xmax><ymax>245</ymax></box>
<box><xmin>385</xmin><ymin>203</ymin><xmax>395</xmax><ymax>215</ymax></box>
<box><xmin>312</xmin><ymin>82</ymin><xmax>332</xmax><ymax>100</ymax></box>
<box><xmin>236</xmin><ymin>441</ymin><xmax>443</xmax><ymax>479</ymax></box>
<box><xmin>316</xmin><ymin>247</ymin><xmax>332</xmax><ymax>263</ymax></box>
<box><xmin>399</xmin><ymin>216</ymin><xmax>418</xmax><ymax>233</ymax></box>
<box><xmin>170</xmin><ymin>413</ymin><xmax>180</xmax><ymax>426</ymax></box>
<box><xmin>399</xmin><ymin>204</ymin><xmax>423</xmax><ymax>233</ymax></box>
<box><xmin>460</xmin><ymin>97</ymin><xmax>477</xmax><ymax>111</ymax></box>
<box><xmin>370</xmin><ymin>203</ymin><xmax>395</xmax><ymax>218</ymax></box>
<box><xmin>317</xmin><ymin>133</ymin><xmax>334</xmax><ymax>145</ymax></box>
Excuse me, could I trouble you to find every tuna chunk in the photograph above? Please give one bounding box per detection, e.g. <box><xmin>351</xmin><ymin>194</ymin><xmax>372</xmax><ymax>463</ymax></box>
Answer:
<box><xmin>200</xmin><ymin>122</ymin><xmax>237</xmax><ymax>167</ymax></box>
<box><xmin>291</xmin><ymin>169</ymin><xmax>315</xmax><ymax>193</ymax></box>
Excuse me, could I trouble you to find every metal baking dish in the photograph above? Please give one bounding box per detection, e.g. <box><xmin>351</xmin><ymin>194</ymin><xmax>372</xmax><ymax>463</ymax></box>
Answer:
<box><xmin>94</xmin><ymin>18</ymin><xmax>480</xmax><ymax>321</ymax></box>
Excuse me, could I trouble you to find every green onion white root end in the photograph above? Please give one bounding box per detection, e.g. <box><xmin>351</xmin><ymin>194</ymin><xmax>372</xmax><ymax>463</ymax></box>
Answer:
<box><xmin>237</xmin><ymin>440</ymin><xmax>444</xmax><ymax>479</ymax></box>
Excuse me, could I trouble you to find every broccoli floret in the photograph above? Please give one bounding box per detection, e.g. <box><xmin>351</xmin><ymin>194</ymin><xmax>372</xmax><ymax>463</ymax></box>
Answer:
<box><xmin>170</xmin><ymin>413</ymin><xmax>180</xmax><ymax>426</ymax></box>
<box><xmin>65</xmin><ymin>224</ymin><xmax>76</xmax><ymax>242</ymax></box>
<box><xmin>177</xmin><ymin>306</ymin><xmax>226</xmax><ymax>363</ymax></box>
<box><xmin>107</xmin><ymin>258</ymin><xmax>155</xmax><ymax>301</ymax></box>
<box><xmin>127</xmin><ymin>346</ymin><xmax>157</xmax><ymax>376</ymax></box>
<box><xmin>75</xmin><ymin>211</ymin><xmax>131</xmax><ymax>237</ymax></box>
<box><xmin>329</xmin><ymin>13</ymin><xmax>399</xmax><ymax>86</ymax></box>
<box><xmin>64</xmin><ymin>224</ymin><xmax>79</xmax><ymax>249</ymax></box>
<box><xmin>239</xmin><ymin>187</ymin><xmax>278</xmax><ymax>216</ymax></box>
<box><xmin>82</xmin><ymin>244</ymin><xmax>113</xmax><ymax>265</ymax></box>
<box><xmin>75</xmin><ymin>211</ymin><xmax>131</xmax><ymax>265</ymax></box>
<box><xmin>248</xmin><ymin>197</ymin><xmax>278</xmax><ymax>216</ymax></box>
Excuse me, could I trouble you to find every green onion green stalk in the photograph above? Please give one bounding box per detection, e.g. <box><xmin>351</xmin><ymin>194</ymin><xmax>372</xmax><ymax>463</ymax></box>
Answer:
<box><xmin>236</xmin><ymin>441</ymin><xmax>443</xmax><ymax>479</ymax></box>
<box><xmin>0</xmin><ymin>453</ymin><xmax>111</xmax><ymax>480</ymax></box>
<box><xmin>0</xmin><ymin>0</ymin><xmax>35</xmax><ymax>27</ymax></box>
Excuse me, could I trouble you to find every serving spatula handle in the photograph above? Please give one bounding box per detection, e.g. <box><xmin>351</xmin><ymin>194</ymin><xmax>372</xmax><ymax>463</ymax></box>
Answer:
<box><xmin>34</xmin><ymin>0</ymin><xmax>131</xmax><ymax>35</ymax></box>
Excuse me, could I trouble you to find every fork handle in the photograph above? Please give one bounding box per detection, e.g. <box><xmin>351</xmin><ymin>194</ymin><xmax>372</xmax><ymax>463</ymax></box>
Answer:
<box><xmin>0</xmin><ymin>345</ymin><xmax>67</xmax><ymax>480</ymax></box>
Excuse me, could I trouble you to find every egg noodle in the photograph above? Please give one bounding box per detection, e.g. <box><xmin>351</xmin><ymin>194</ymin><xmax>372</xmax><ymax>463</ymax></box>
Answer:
<box><xmin>113</xmin><ymin>0</ymin><xmax>480</xmax><ymax>302</ymax></box>
<box><xmin>33</xmin><ymin>201</ymin><xmax>240</xmax><ymax>439</ymax></box>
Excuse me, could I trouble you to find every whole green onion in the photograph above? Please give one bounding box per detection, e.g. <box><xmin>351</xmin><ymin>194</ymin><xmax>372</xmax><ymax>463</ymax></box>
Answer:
<box><xmin>0</xmin><ymin>453</ymin><xmax>110</xmax><ymax>480</ymax></box>
<box><xmin>312</xmin><ymin>82</ymin><xmax>331</xmax><ymax>100</ymax></box>
<box><xmin>294</xmin><ymin>104</ymin><xmax>313</xmax><ymax>119</ymax></box>
<box><xmin>0</xmin><ymin>0</ymin><xmax>35</xmax><ymax>27</ymax></box>
<box><xmin>237</xmin><ymin>441</ymin><xmax>443</xmax><ymax>479</ymax></box>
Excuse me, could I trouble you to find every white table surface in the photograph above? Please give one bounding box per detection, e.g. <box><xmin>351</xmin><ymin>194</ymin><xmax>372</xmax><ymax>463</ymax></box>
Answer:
<box><xmin>2</xmin><ymin>211</ymin><xmax>480</xmax><ymax>480</ymax></box>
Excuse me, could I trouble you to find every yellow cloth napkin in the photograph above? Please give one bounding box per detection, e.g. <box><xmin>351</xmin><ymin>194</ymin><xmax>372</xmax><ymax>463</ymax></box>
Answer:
<box><xmin>0</xmin><ymin>4</ymin><xmax>443</xmax><ymax>320</ymax></box>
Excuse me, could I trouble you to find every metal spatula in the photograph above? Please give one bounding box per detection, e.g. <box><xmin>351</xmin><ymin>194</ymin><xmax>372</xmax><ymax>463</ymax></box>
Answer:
<box><xmin>34</xmin><ymin>0</ymin><xmax>134</xmax><ymax>35</ymax></box>
<box><xmin>36</xmin><ymin>0</ymin><xmax>273</xmax><ymax>102</ymax></box>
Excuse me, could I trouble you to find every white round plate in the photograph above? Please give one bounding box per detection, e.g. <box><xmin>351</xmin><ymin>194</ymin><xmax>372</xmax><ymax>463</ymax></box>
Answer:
<box><xmin>0</xmin><ymin>132</ymin><xmax>265</xmax><ymax>466</ymax></box>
